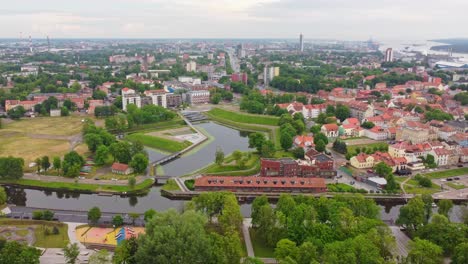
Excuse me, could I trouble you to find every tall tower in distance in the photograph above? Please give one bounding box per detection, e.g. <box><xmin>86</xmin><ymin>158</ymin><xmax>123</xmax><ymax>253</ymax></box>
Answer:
<box><xmin>385</xmin><ymin>48</ymin><xmax>394</xmax><ymax>62</ymax></box>
<box><xmin>299</xmin><ymin>33</ymin><xmax>304</xmax><ymax>52</ymax></box>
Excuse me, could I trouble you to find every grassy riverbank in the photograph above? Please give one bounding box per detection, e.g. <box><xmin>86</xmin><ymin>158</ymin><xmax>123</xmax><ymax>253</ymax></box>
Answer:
<box><xmin>126</xmin><ymin>133</ymin><xmax>192</xmax><ymax>153</ymax></box>
<box><xmin>0</xmin><ymin>178</ymin><xmax>154</xmax><ymax>194</ymax></box>
<box><xmin>208</xmin><ymin>108</ymin><xmax>279</xmax><ymax>126</ymax></box>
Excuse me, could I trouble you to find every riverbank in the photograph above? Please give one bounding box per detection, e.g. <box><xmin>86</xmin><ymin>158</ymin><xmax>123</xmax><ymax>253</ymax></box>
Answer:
<box><xmin>0</xmin><ymin>178</ymin><xmax>154</xmax><ymax>195</ymax></box>
<box><xmin>161</xmin><ymin>189</ymin><xmax>468</xmax><ymax>203</ymax></box>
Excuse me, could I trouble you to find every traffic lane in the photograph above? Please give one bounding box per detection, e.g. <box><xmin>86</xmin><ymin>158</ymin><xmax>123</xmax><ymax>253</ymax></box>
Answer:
<box><xmin>332</xmin><ymin>170</ymin><xmax>379</xmax><ymax>192</ymax></box>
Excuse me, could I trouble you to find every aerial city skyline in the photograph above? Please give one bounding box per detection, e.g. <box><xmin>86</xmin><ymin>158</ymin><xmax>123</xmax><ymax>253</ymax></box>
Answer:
<box><xmin>0</xmin><ymin>1</ymin><xmax>467</xmax><ymax>264</ymax></box>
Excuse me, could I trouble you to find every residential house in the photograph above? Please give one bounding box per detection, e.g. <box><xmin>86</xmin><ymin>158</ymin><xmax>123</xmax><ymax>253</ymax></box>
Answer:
<box><xmin>294</xmin><ymin>135</ymin><xmax>314</xmax><ymax>149</ymax></box>
<box><xmin>321</xmin><ymin>124</ymin><xmax>339</xmax><ymax>138</ymax></box>
<box><xmin>430</xmin><ymin>148</ymin><xmax>450</xmax><ymax>166</ymax></box>
<box><xmin>111</xmin><ymin>163</ymin><xmax>134</xmax><ymax>175</ymax></box>
<box><xmin>365</xmin><ymin>126</ymin><xmax>388</xmax><ymax>140</ymax></box>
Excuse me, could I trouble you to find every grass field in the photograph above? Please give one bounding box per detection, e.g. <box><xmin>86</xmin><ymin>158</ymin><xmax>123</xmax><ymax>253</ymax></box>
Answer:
<box><xmin>34</xmin><ymin>224</ymin><xmax>69</xmax><ymax>248</ymax></box>
<box><xmin>423</xmin><ymin>168</ymin><xmax>468</xmax><ymax>179</ymax></box>
<box><xmin>208</xmin><ymin>108</ymin><xmax>279</xmax><ymax>126</ymax></box>
<box><xmin>0</xmin><ymin>219</ymin><xmax>69</xmax><ymax>248</ymax></box>
<box><xmin>124</xmin><ymin>119</ymin><xmax>186</xmax><ymax>133</ymax></box>
<box><xmin>0</xmin><ymin>178</ymin><xmax>154</xmax><ymax>194</ymax></box>
<box><xmin>3</xmin><ymin>116</ymin><xmax>86</xmax><ymax>136</ymax></box>
<box><xmin>0</xmin><ymin>135</ymin><xmax>71</xmax><ymax>164</ymax></box>
<box><xmin>347</xmin><ymin>142</ymin><xmax>388</xmax><ymax>155</ymax></box>
<box><xmin>249</xmin><ymin>228</ymin><xmax>275</xmax><ymax>258</ymax></box>
<box><xmin>126</xmin><ymin>133</ymin><xmax>192</xmax><ymax>153</ymax></box>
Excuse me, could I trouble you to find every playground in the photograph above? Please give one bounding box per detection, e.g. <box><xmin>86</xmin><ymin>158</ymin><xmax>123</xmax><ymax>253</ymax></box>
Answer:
<box><xmin>76</xmin><ymin>226</ymin><xmax>145</xmax><ymax>246</ymax></box>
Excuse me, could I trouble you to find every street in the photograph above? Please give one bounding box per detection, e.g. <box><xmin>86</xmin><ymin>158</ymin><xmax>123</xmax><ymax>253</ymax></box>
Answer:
<box><xmin>7</xmin><ymin>206</ymin><xmax>146</xmax><ymax>226</ymax></box>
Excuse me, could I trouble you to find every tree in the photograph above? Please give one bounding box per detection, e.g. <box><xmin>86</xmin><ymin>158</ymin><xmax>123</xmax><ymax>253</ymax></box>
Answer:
<box><xmin>113</xmin><ymin>237</ymin><xmax>138</xmax><ymax>264</ymax></box>
<box><xmin>7</xmin><ymin>106</ymin><xmax>25</xmax><ymax>119</ymax></box>
<box><xmin>62</xmin><ymin>151</ymin><xmax>85</xmax><ymax>177</ymax></box>
<box><xmin>335</xmin><ymin>105</ymin><xmax>351</xmax><ymax>122</ymax></box>
<box><xmin>248</xmin><ymin>132</ymin><xmax>266</xmax><ymax>153</ymax></box>
<box><xmin>0</xmin><ymin>240</ymin><xmax>41</xmax><ymax>264</ymax></box>
<box><xmin>374</xmin><ymin>162</ymin><xmax>392</xmax><ymax>177</ymax></box>
<box><xmin>134</xmin><ymin>210</ymin><xmax>215</xmax><ymax>264</ymax></box>
<box><xmin>61</xmin><ymin>107</ymin><xmax>70</xmax><ymax>116</ymax></box>
<box><xmin>218</xmin><ymin>194</ymin><xmax>243</xmax><ymax>232</ymax></box>
<box><xmin>452</xmin><ymin>242</ymin><xmax>468</xmax><ymax>264</ymax></box>
<box><xmin>315</xmin><ymin>139</ymin><xmax>325</xmax><ymax>152</ymax></box>
<box><xmin>215</xmin><ymin>147</ymin><xmax>225</xmax><ymax>165</ymax></box>
<box><xmin>126</xmin><ymin>177</ymin><xmax>136</xmax><ymax>190</ymax></box>
<box><xmin>42</xmin><ymin>210</ymin><xmax>54</xmax><ymax>221</ymax></box>
<box><xmin>396</xmin><ymin>196</ymin><xmax>425</xmax><ymax>233</ymax></box>
<box><xmin>280</xmin><ymin>131</ymin><xmax>293</xmax><ymax>151</ymax></box>
<box><xmin>89</xmin><ymin>249</ymin><xmax>111</xmax><ymax>264</ymax></box>
<box><xmin>243</xmin><ymin>257</ymin><xmax>265</xmax><ymax>264</ymax></box>
<box><xmin>130</xmin><ymin>153</ymin><xmax>148</xmax><ymax>174</ymax></box>
<box><xmin>35</xmin><ymin>158</ymin><xmax>41</xmax><ymax>173</ymax></box>
<box><xmin>361</xmin><ymin>121</ymin><xmax>375</xmax><ymax>129</ymax></box>
<box><xmin>260</xmin><ymin>140</ymin><xmax>276</xmax><ymax>158</ymax></box>
<box><xmin>0</xmin><ymin>157</ymin><xmax>24</xmax><ymax>179</ymax></box>
<box><xmin>296</xmin><ymin>242</ymin><xmax>318</xmax><ymax>264</ymax></box>
<box><xmin>88</xmin><ymin>206</ymin><xmax>102</xmax><ymax>225</ymax></box>
<box><xmin>313</xmin><ymin>132</ymin><xmax>328</xmax><ymax>145</ymax></box>
<box><xmin>109</xmin><ymin>142</ymin><xmax>132</xmax><ymax>164</ymax></box>
<box><xmin>144</xmin><ymin>209</ymin><xmax>157</xmax><ymax>222</ymax></box>
<box><xmin>407</xmin><ymin>238</ymin><xmax>442</xmax><ymax>264</ymax></box>
<box><xmin>94</xmin><ymin>145</ymin><xmax>109</xmax><ymax>166</ymax></box>
<box><xmin>112</xmin><ymin>215</ymin><xmax>124</xmax><ymax>227</ymax></box>
<box><xmin>41</xmin><ymin>156</ymin><xmax>50</xmax><ymax>172</ymax></box>
<box><xmin>421</xmin><ymin>194</ymin><xmax>434</xmax><ymax>224</ymax></box>
<box><xmin>275</xmin><ymin>239</ymin><xmax>297</xmax><ymax>262</ymax></box>
<box><xmin>129</xmin><ymin>213</ymin><xmax>140</xmax><ymax>225</ymax></box>
<box><xmin>0</xmin><ymin>186</ymin><xmax>6</xmax><ymax>205</ymax></box>
<box><xmin>291</xmin><ymin>147</ymin><xmax>304</xmax><ymax>159</ymax></box>
<box><xmin>53</xmin><ymin>157</ymin><xmax>61</xmax><ymax>175</ymax></box>
<box><xmin>437</xmin><ymin>199</ymin><xmax>453</xmax><ymax>217</ymax></box>
<box><xmin>85</xmin><ymin>133</ymin><xmax>103</xmax><ymax>152</ymax></box>
<box><xmin>63</xmin><ymin>243</ymin><xmax>80</xmax><ymax>264</ymax></box>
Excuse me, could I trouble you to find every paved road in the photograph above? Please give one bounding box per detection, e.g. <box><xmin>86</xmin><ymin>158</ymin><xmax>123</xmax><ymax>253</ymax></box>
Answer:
<box><xmin>242</xmin><ymin>218</ymin><xmax>255</xmax><ymax>257</ymax></box>
<box><xmin>389</xmin><ymin>226</ymin><xmax>410</xmax><ymax>257</ymax></box>
<box><xmin>7</xmin><ymin>206</ymin><xmax>146</xmax><ymax>226</ymax></box>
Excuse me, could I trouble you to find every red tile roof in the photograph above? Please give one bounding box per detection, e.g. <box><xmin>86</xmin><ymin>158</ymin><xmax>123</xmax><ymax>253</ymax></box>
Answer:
<box><xmin>111</xmin><ymin>163</ymin><xmax>129</xmax><ymax>171</ymax></box>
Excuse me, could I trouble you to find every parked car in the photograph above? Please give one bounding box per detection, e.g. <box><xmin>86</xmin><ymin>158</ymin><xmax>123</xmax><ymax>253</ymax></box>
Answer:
<box><xmin>367</xmin><ymin>169</ymin><xmax>373</xmax><ymax>173</ymax></box>
<box><xmin>457</xmin><ymin>164</ymin><xmax>463</xmax><ymax>167</ymax></box>
<box><xmin>447</xmin><ymin>178</ymin><xmax>453</xmax><ymax>181</ymax></box>
<box><xmin>454</xmin><ymin>177</ymin><xmax>460</xmax><ymax>180</ymax></box>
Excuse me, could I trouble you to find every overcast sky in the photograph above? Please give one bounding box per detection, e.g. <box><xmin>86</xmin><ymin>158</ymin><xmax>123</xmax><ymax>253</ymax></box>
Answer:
<box><xmin>1</xmin><ymin>0</ymin><xmax>467</xmax><ymax>40</ymax></box>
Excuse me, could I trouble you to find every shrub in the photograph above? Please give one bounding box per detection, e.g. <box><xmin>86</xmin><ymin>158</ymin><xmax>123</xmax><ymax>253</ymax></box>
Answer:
<box><xmin>52</xmin><ymin>226</ymin><xmax>59</xmax><ymax>235</ymax></box>
<box><xmin>32</xmin><ymin>210</ymin><xmax>43</xmax><ymax>220</ymax></box>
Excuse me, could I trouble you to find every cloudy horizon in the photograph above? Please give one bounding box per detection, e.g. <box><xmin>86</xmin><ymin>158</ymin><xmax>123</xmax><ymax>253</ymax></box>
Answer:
<box><xmin>1</xmin><ymin>0</ymin><xmax>468</xmax><ymax>41</ymax></box>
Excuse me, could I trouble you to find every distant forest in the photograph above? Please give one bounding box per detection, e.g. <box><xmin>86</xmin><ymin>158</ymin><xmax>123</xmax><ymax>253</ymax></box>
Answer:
<box><xmin>431</xmin><ymin>38</ymin><xmax>468</xmax><ymax>54</ymax></box>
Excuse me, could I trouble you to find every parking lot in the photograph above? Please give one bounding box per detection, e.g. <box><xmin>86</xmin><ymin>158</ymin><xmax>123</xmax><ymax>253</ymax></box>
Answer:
<box><xmin>433</xmin><ymin>175</ymin><xmax>468</xmax><ymax>191</ymax></box>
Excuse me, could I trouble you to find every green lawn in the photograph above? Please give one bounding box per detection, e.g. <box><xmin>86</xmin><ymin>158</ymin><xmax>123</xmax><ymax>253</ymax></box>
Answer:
<box><xmin>205</xmin><ymin>153</ymin><xmax>259</xmax><ymax>174</ymax></box>
<box><xmin>161</xmin><ymin>179</ymin><xmax>180</xmax><ymax>191</ymax></box>
<box><xmin>34</xmin><ymin>224</ymin><xmax>69</xmax><ymax>248</ymax></box>
<box><xmin>184</xmin><ymin>179</ymin><xmax>195</xmax><ymax>190</ymax></box>
<box><xmin>250</xmin><ymin>228</ymin><xmax>275</xmax><ymax>258</ymax></box>
<box><xmin>208</xmin><ymin>108</ymin><xmax>279</xmax><ymax>126</ymax></box>
<box><xmin>347</xmin><ymin>142</ymin><xmax>388</xmax><ymax>155</ymax></box>
<box><xmin>0</xmin><ymin>178</ymin><xmax>154</xmax><ymax>194</ymax></box>
<box><xmin>126</xmin><ymin>133</ymin><xmax>192</xmax><ymax>153</ymax></box>
<box><xmin>446</xmin><ymin>182</ymin><xmax>467</xmax><ymax>190</ymax></box>
<box><xmin>423</xmin><ymin>168</ymin><xmax>468</xmax><ymax>179</ymax></box>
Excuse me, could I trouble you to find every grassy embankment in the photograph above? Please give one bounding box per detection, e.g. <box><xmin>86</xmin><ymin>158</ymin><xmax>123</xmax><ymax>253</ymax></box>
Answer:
<box><xmin>0</xmin><ymin>178</ymin><xmax>154</xmax><ymax>194</ymax></box>
<box><xmin>0</xmin><ymin>219</ymin><xmax>69</xmax><ymax>248</ymax></box>
<box><xmin>126</xmin><ymin>133</ymin><xmax>192</xmax><ymax>153</ymax></box>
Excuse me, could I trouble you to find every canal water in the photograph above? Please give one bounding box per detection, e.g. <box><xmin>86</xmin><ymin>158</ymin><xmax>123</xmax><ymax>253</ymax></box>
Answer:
<box><xmin>4</xmin><ymin>121</ymin><xmax>466</xmax><ymax>222</ymax></box>
<box><xmin>147</xmin><ymin>121</ymin><xmax>252</xmax><ymax>176</ymax></box>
